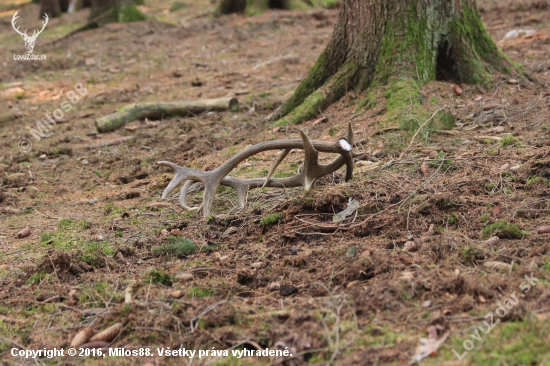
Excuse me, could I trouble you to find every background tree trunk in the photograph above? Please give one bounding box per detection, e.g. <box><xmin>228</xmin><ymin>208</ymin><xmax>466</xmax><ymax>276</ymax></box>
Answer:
<box><xmin>59</xmin><ymin>0</ymin><xmax>70</xmax><ymax>12</ymax></box>
<box><xmin>273</xmin><ymin>0</ymin><xmax>525</xmax><ymax>128</ymax></box>
<box><xmin>218</xmin><ymin>0</ymin><xmax>296</xmax><ymax>14</ymax></box>
<box><xmin>90</xmin><ymin>0</ymin><xmax>146</xmax><ymax>24</ymax></box>
<box><xmin>40</xmin><ymin>0</ymin><xmax>61</xmax><ymax>18</ymax></box>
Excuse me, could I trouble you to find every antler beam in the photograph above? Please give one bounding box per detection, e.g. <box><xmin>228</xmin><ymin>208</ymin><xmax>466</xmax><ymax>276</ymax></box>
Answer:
<box><xmin>158</xmin><ymin>122</ymin><xmax>361</xmax><ymax>218</ymax></box>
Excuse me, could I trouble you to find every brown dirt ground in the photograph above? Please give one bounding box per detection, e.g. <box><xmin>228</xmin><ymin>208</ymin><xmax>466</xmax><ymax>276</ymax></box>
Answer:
<box><xmin>1</xmin><ymin>0</ymin><xmax>550</xmax><ymax>365</ymax></box>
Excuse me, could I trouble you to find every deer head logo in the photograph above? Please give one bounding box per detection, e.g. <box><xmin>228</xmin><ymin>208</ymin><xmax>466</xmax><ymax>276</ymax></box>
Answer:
<box><xmin>11</xmin><ymin>11</ymin><xmax>48</xmax><ymax>54</ymax></box>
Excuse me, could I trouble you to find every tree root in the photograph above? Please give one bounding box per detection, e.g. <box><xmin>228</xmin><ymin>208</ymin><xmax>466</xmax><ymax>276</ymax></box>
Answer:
<box><xmin>274</xmin><ymin>62</ymin><xmax>357</xmax><ymax>126</ymax></box>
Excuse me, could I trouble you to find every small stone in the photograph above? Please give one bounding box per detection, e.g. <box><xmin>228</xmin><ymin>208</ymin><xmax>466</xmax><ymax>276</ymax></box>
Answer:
<box><xmin>219</xmin><ymin>255</ymin><xmax>228</xmax><ymax>261</ymax></box>
<box><xmin>252</xmin><ymin>262</ymin><xmax>266</xmax><ymax>269</ymax></box>
<box><xmin>176</xmin><ymin>273</ymin><xmax>193</xmax><ymax>282</ymax></box>
<box><xmin>267</xmin><ymin>282</ymin><xmax>281</xmax><ymax>292</ymax></box>
<box><xmin>16</xmin><ymin>227</ymin><xmax>31</xmax><ymax>239</ymax></box>
<box><xmin>280</xmin><ymin>285</ymin><xmax>298</xmax><ymax>297</ymax></box>
<box><xmin>510</xmin><ymin>165</ymin><xmax>521</xmax><ymax>171</ymax></box>
<box><xmin>453</xmin><ymin>84</ymin><xmax>462</xmax><ymax>96</ymax></box>
<box><xmin>291</xmin><ymin>245</ymin><xmax>298</xmax><ymax>255</ymax></box>
<box><xmin>168</xmin><ymin>290</ymin><xmax>185</xmax><ymax>299</ymax></box>
<box><xmin>422</xmin><ymin>300</ymin><xmax>431</xmax><ymax>308</ymax></box>
<box><xmin>222</xmin><ymin>226</ymin><xmax>238</xmax><ymax>238</ymax></box>
<box><xmin>114</xmin><ymin>252</ymin><xmax>127</xmax><ymax>264</ymax></box>
<box><xmin>482</xmin><ymin>236</ymin><xmax>500</xmax><ymax>246</ymax></box>
<box><xmin>346</xmin><ymin>246</ymin><xmax>357</xmax><ymax>258</ymax></box>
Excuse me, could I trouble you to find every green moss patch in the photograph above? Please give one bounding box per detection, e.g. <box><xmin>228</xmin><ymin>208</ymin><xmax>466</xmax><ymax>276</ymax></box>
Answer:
<box><xmin>481</xmin><ymin>220</ymin><xmax>525</xmax><ymax>240</ymax></box>
<box><xmin>144</xmin><ymin>268</ymin><xmax>173</xmax><ymax>286</ymax></box>
<box><xmin>152</xmin><ymin>236</ymin><xmax>199</xmax><ymax>258</ymax></box>
<box><xmin>260</xmin><ymin>212</ymin><xmax>284</xmax><ymax>227</ymax></box>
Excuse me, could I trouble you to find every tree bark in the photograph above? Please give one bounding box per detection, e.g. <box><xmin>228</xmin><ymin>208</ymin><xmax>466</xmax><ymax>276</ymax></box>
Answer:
<box><xmin>218</xmin><ymin>0</ymin><xmax>295</xmax><ymax>14</ymax></box>
<box><xmin>90</xmin><ymin>0</ymin><xmax>146</xmax><ymax>24</ymax></box>
<box><xmin>40</xmin><ymin>0</ymin><xmax>61</xmax><ymax>18</ymax></box>
<box><xmin>272</xmin><ymin>0</ymin><xmax>526</xmax><ymax>128</ymax></box>
<box><xmin>59</xmin><ymin>0</ymin><xmax>70</xmax><ymax>12</ymax></box>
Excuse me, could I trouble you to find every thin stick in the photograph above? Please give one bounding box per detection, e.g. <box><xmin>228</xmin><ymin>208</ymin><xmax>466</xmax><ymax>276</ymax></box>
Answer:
<box><xmin>399</xmin><ymin>106</ymin><xmax>447</xmax><ymax>159</ymax></box>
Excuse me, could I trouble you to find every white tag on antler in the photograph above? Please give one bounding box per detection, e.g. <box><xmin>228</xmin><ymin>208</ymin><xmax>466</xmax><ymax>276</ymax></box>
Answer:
<box><xmin>339</xmin><ymin>138</ymin><xmax>352</xmax><ymax>152</ymax></box>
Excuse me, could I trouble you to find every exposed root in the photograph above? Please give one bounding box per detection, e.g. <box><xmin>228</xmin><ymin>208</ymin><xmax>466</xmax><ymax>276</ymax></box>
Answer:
<box><xmin>274</xmin><ymin>62</ymin><xmax>357</xmax><ymax>126</ymax></box>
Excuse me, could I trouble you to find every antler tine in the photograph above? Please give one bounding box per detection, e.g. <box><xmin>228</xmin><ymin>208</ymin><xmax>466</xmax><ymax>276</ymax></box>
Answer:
<box><xmin>262</xmin><ymin>148</ymin><xmax>290</xmax><ymax>188</ymax></box>
<box><xmin>347</xmin><ymin>121</ymin><xmax>354</xmax><ymax>145</ymax></box>
<box><xmin>179</xmin><ymin>181</ymin><xmax>202</xmax><ymax>211</ymax></box>
<box><xmin>299</xmin><ymin>130</ymin><xmax>319</xmax><ymax>190</ymax></box>
<box><xmin>158</xmin><ymin>161</ymin><xmax>189</xmax><ymax>199</ymax></box>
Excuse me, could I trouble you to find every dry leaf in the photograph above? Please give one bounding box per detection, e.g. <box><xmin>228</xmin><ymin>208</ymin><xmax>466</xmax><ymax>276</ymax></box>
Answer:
<box><xmin>492</xmin><ymin>206</ymin><xmax>502</xmax><ymax>217</ymax></box>
<box><xmin>403</xmin><ymin>241</ymin><xmax>419</xmax><ymax>252</ymax></box>
<box><xmin>0</xmin><ymin>315</ymin><xmax>24</xmax><ymax>325</ymax></box>
<box><xmin>483</xmin><ymin>103</ymin><xmax>501</xmax><ymax>111</ymax></box>
<box><xmin>481</xmin><ymin>236</ymin><xmax>500</xmax><ymax>246</ymax></box>
<box><xmin>420</xmin><ymin>161</ymin><xmax>428</xmax><ymax>175</ymax></box>
<box><xmin>484</xmin><ymin>261</ymin><xmax>511</xmax><ymax>271</ymax></box>
<box><xmin>411</xmin><ymin>327</ymin><xmax>449</xmax><ymax>363</ymax></box>
<box><xmin>148</xmin><ymin>202</ymin><xmax>172</xmax><ymax>210</ymax></box>
<box><xmin>399</xmin><ymin>271</ymin><xmax>414</xmax><ymax>281</ymax></box>
<box><xmin>311</xmin><ymin>117</ymin><xmax>327</xmax><ymax>126</ymax></box>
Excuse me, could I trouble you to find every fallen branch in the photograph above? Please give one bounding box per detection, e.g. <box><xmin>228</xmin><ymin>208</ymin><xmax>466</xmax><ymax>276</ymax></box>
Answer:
<box><xmin>96</xmin><ymin>97</ymin><xmax>238</xmax><ymax>133</ymax></box>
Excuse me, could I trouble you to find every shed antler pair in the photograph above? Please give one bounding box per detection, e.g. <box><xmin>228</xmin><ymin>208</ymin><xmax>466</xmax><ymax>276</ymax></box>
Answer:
<box><xmin>158</xmin><ymin>123</ymin><xmax>361</xmax><ymax>218</ymax></box>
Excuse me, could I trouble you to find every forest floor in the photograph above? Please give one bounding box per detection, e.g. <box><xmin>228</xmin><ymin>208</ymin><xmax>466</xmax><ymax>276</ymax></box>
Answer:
<box><xmin>1</xmin><ymin>0</ymin><xmax>550</xmax><ymax>365</ymax></box>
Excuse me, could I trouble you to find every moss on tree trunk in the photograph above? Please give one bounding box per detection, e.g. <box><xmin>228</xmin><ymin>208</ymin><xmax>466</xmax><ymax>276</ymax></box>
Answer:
<box><xmin>272</xmin><ymin>0</ymin><xmax>527</xmax><ymax>129</ymax></box>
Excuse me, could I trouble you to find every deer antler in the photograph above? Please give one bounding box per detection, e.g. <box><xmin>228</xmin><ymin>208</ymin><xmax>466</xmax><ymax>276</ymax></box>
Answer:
<box><xmin>159</xmin><ymin>122</ymin><xmax>361</xmax><ymax>218</ymax></box>
<box><xmin>11</xmin><ymin>11</ymin><xmax>28</xmax><ymax>38</ymax></box>
<box><xmin>31</xmin><ymin>13</ymin><xmax>48</xmax><ymax>39</ymax></box>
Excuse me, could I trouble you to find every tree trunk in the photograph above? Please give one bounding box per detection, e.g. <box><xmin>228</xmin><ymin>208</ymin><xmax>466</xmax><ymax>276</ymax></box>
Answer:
<box><xmin>272</xmin><ymin>0</ymin><xmax>526</xmax><ymax>128</ymax></box>
<box><xmin>40</xmin><ymin>0</ymin><xmax>61</xmax><ymax>18</ymax></box>
<box><xmin>90</xmin><ymin>0</ymin><xmax>146</xmax><ymax>24</ymax></box>
<box><xmin>59</xmin><ymin>0</ymin><xmax>70</xmax><ymax>12</ymax></box>
<box><xmin>218</xmin><ymin>0</ymin><xmax>295</xmax><ymax>14</ymax></box>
